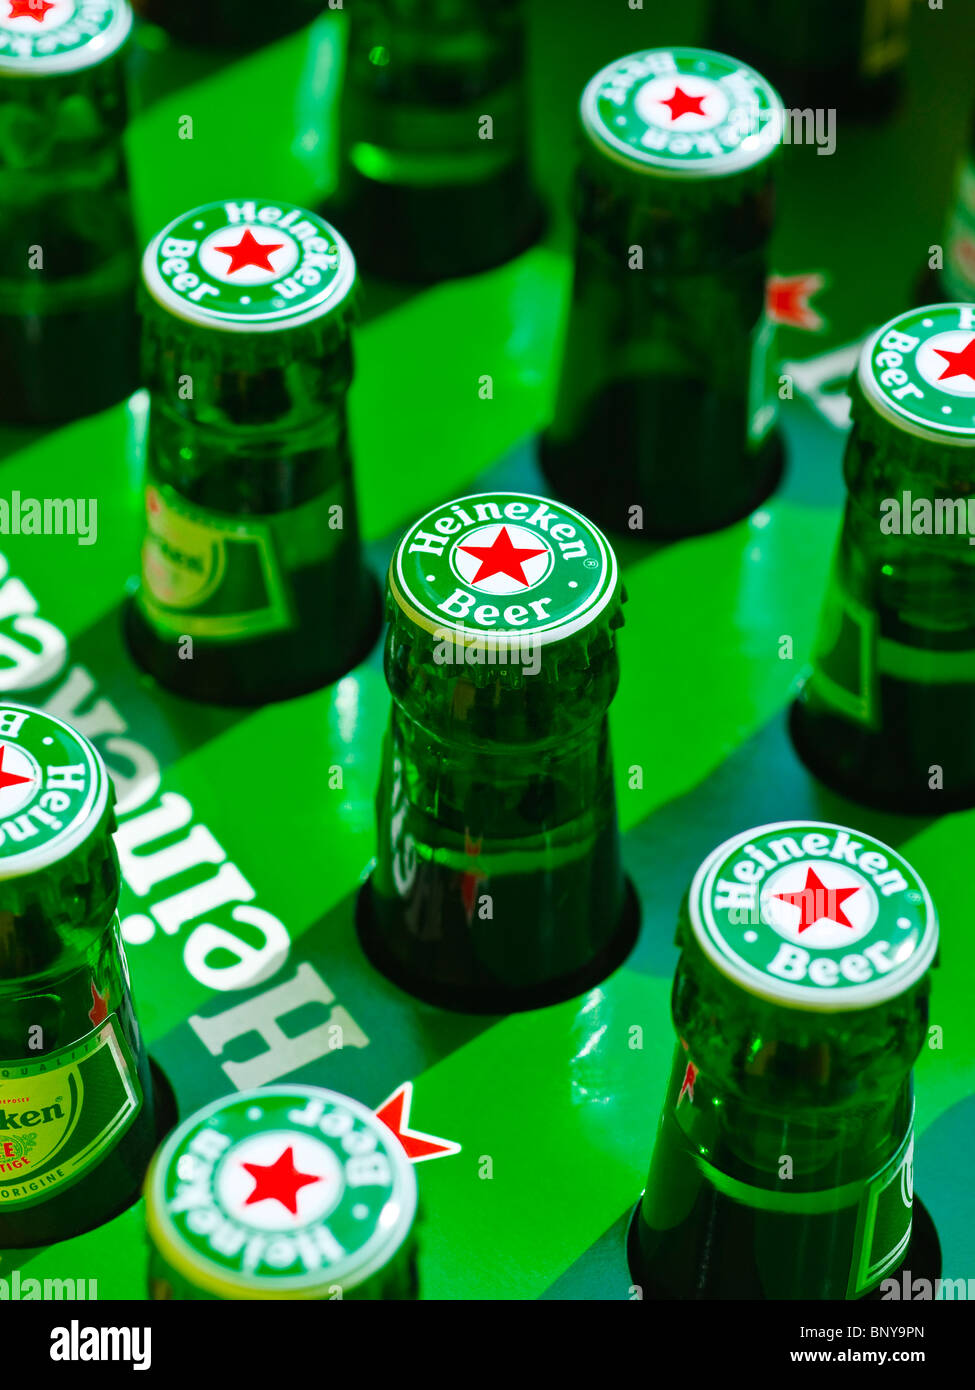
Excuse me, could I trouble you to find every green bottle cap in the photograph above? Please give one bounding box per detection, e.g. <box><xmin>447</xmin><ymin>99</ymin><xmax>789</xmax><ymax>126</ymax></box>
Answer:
<box><xmin>0</xmin><ymin>0</ymin><xmax>132</xmax><ymax>77</ymax></box>
<box><xmin>581</xmin><ymin>46</ymin><xmax>783</xmax><ymax>180</ymax></box>
<box><xmin>142</xmin><ymin>199</ymin><xmax>356</xmax><ymax>335</ymax></box>
<box><xmin>389</xmin><ymin>491</ymin><xmax>620</xmax><ymax>657</ymax></box>
<box><xmin>688</xmin><ymin>821</ymin><xmax>938</xmax><ymax>1012</ymax></box>
<box><xmin>0</xmin><ymin>701</ymin><xmax>115</xmax><ymax>920</ymax></box>
<box><xmin>857</xmin><ymin>303</ymin><xmax>975</xmax><ymax>447</ymax></box>
<box><xmin>145</xmin><ymin>1086</ymin><xmax>418</xmax><ymax>1300</ymax></box>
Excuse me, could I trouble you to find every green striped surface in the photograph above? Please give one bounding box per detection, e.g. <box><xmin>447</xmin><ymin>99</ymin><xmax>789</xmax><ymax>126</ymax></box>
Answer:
<box><xmin>2</xmin><ymin>0</ymin><xmax>975</xmax><ymax>1300</ymax></box>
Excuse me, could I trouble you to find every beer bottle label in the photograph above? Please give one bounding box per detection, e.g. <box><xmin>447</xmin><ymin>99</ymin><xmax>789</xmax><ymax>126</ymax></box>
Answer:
<box><xmin>139</xmin><ymin>481</ymin><xmax>341</xmax><ymax>642</ymax></box>
<box><xmin>659</xmin><ymin>1049</ymin><xmax>913</xmax><ymax>1298</ymax></box>
<box><xmin>0</xmin><ymin>1016</ymin><xmax>142</xmax><ymax>1209</ymax></box>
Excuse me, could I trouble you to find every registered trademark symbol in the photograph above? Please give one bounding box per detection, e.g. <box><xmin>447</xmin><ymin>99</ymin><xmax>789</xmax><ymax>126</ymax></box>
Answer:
<box><xmin>583</xmin><ymin>559</ymin><xmax>598</xmax><ymax>568</ymax></box>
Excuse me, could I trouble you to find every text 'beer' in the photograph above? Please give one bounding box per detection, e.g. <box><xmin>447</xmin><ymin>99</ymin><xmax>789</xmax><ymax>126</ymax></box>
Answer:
<box><xmin>145</xmin><ymin>1086</ymin><xmax>419</xmax><ymax>1300</ymax></box>
<box><xmin>0</xmin><ymin>702</ymin><xmax>155</xmax><ymax>1249</ymax></box>
<box><xmin>542</xmin><ymin>47</ymin><xmax>784</xmax><ymax>539</ymax></box>
<box><xmin>361</xmin><ymin>491</ymin><xmax>635</xmax><ymax>1012</ymax></box>
<box><xmin>0</xmin><ymin>0</ymin><xmax>138</xmax><ymax>424</ymax></box>
<box><xmin>631</xmin><ymin>821</ymin><xmax>939</xmax><ymax>1301</ymax></box>
<box><xmin>126</xmin><ymin>198</ymin><xmax>380</xmax><ymax>705</ymax></box>
<box><xmin>792</xmin><ymin>303</ymin><xmax>975</xmax><ymax>810</ymax></box>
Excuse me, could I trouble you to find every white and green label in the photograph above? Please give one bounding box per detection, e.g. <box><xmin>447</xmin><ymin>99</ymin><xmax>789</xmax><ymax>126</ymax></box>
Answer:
<box><xmin>390</xmin><ymin>491</ymin><xmax>619</xmax><ymax>646</ymax></box>
<box><xmin>142</xmin><ymin>200</ymin><xmax>355</xmax><ymax>333</ymax></box>
<box><xmin>0</xmin><ymin>703</ymin><xmax>108</xmax><ymax>881</ymax></box>
<box><xmin>138</xmin><ymin>482</ymin><xmax>342</xmax><ymax>642</ymax></box>
<box><xmin>689</xmin><ymin>821</ymin><xmax>938</xmax><ymax>1010</ymax></box>
<box><xmin>581</xmin><ymin>47</ymin><xmax>783</xmax><ymax>178</ymax></box>
<box><xmin>858</xmin><ymin>302</ymin><xmax>975</xmax><ymax>442</ymax></box>
<box><xmin>148</xmin><ymin>1087</ymin><xmax>417</xmax><ymax>1297</ymax></box>
<box><xmin>0</xmin><ymin>1017</ymin><xmax>141</xmax><ymax>1208</ymax></box>
<box><xmin>849</xmin><ymin>1125</ymin><xmax>914</xmax><ymax>1297</ymax></box>
<box><xmin>0</xmin><ymin>0</ymin><xmax>131</xmax><ymax>75</ymax></box>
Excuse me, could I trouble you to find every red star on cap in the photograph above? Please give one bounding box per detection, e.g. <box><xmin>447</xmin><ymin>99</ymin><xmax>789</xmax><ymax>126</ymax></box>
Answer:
<box><xmin>774</xmin><ymin>866</ymin><xmax>861</xmax><ymax>932</ymax></box>
<box><xmin>240</xmin><ymin>1146</ymin><xmax>322</xmax><ymax>1215</ymax></box>
<box><xmin>213</xmin><ymin>228</ymin><xmax>283</xmax><ymax>275</ymax></box>
<box><xmin>660</xmin><ymin>84</ymin><xmax>708</xmax><ymax>122</ymax></box>
<box><xmin>766</xmin><ymin>272</ymin><xmax>825</xmax><ymax>331</ymax></box>
<box><xmin>8</xmin><ymin>0</ymin><xmax>55</xmax><ymax>21</ymax></box>
<box><xmin>0</xmin><ymin>745</ymin><xmax>32</xmax><ymax>794</ymax></box>
<box><xmin>88</xmin><ymin>980</ymin><xmax>110</xmax><ymax>1026</ymax></box>
<box><xmin>933</xmin><ymin>336</ymin><xmax>975</xmax><ymax>383</ymax></box>
<box><xmin>458</xmin><ymin>526</ymin><xmax>547</xmax><ymax>586</ymax></box>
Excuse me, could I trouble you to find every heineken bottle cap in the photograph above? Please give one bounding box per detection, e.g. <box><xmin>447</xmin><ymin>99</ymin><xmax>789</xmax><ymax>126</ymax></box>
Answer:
<box><xmin>857</xmin><ymin>303</ymin><xmax>975</xmax><ymax>446</ymax></box>
<box><xmin>688</xmin><ymin>821</ymin><xmax>938</xmax><ymax>1012</ymax></box>
<box><xmin>0</xmin><ymin>702</ymin><xmax>115</xmax><ymax>921</ymax></box>
<box><xmin>0</xmin><ymin>0</ymin><xmax>132</xmax><ymax>78</ymax></box>
<box><xmin>145</xmin><ymin>1086</ymin><xmax>418</xmax><ymax>1300</ymax></box>
<box><xmin>581</xmin><ymin>47</ymin><xmax>783</xmax><ymax>180</ymax></box>
<box><xmin>389</xmin><ymin>492</ymin><xmax>620</xmax><ymax>654</ymax></box>
<box><xmin>142</xmin><ymin>199</ymin><xmax>356</xmax><ymax>335</ymax></box>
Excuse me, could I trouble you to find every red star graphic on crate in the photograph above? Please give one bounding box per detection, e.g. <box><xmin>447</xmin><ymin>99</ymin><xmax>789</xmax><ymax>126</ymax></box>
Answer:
<box><xmin>458</xmin><ymin>526</ymin><xmax>546</xmax><ymax>585</ymax></box>
<box><xmin>8</xmin><ymin>0</ymin><xmax>55</xmax><ymax>21</ymax></box>
<box><xmin>774</xmin><ymin>866</ymin><xmax>860</xmax><ymax>932</ymax></box>
<box><xmin>241</xmin><ymin>1146</ymin><xmax>322</xmax><ymax>1215</ymax></box>
<box><xmin>934</xmin><ymin>336</ymin><xmax>975</xmax><ymax>382</ymax></box>
<box><xmin>766</xmin><ymin>272</ymin><xmax>825</xmax><ymax>331</ymax></box>
<box><xmin>375</xmin><ymin>1082</ymin><xmax>461</xmax><ymax>1162</ymax></box>
<box><xmin>661</xmin><ymin>85</ymin><xmax>707</xmax><ymax>121</ymax></box>
<box><xmin>88</xmin><ymin>980</ymin><xmax>110</xmax><ymax>1026</ymax></box>
<box><xmin>0</xmin><ymin>745</ymin><xmax>31</xmax><ymax>793</ymax></box>
<box><xmin>214</xmin><ymin>228</ymin><xmax>283</xmax><ymax>275</ymax></box>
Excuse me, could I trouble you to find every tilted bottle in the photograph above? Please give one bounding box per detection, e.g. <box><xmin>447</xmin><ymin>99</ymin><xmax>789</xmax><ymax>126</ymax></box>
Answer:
<box><xmin>126</xmin><ymin>197</ymin><xmax>380</xmax><ymax>705</ymax></box>
<box><xmin>0</xmin><ymin>701</ymin><xmax>155</xmax><ymax>1248</ymax></box>
<box><xmin>362</xmin><ymin>490</ymin><xmax>635</xmax><ymax>1012</ymax></box>
<box><xmin>631</xmin><ymin>820</ymin><xmax>940</xmax><ymax>1300</ymax></box>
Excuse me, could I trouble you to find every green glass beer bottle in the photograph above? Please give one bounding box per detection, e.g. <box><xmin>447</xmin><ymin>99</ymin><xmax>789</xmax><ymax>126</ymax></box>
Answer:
<box><xmin>631</xmin><ymin>820</ymin><xmax>940</xmax><ymax>1301</ymax></box>
<box><xmin>791</xmin><ymin>303</ymin><xmax>975</xmax><ymax>811</ymax></box>
<box><xmin>337</xmin><ymin>0</ymin><xmax>542</xmax><ymax>282</ymax></box>
<box><xmin>708</xmin><ymin>0</ymin><xmax>911</xmax><ymax>118</ymax></box>
<box><xmin>125</xmin><ymin>198</ymin><xmax>381</xmax><ymax>706</ymax></box>
<box><xmin>129</xmin><ymin>0</ymin><xmax>323</xmax><ymax>49</ymax></box>
<box><xmin>540</xmin><ymin>48</ymin><xmax>784</xmax><ymax>540</ymax></box>
<box><xmin>360</xmin><ymin>490</ymin><xmax>636</xmax><ymax>1012</ymax></box>
<box><xmin>0</xmin><ymin>0</ymin><xmax>138</xmax><ymax>425</ymax></box>
<box><xmin>0</xmin><ymin>701</ymin><xmax>155</xmax><ymax>1248</ymax></box>
<box><xmin>145</xmin><ymin>1085</ymin><xmax>419</xmax><ymax>1300</ymax></box>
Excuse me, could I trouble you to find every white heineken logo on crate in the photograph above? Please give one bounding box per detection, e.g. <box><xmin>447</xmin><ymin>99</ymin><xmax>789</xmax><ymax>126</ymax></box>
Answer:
<box><xmin>0</xmin><ymin>703</ymin><xmax>107</xmax><ymax>878</ymax></box>
<box><xmin>690</xmin><ymin>822</ymin><xmax>938</xmax><ymax>1010</ymax></box>
<box><xmin>142</xmin><ymin>199</ymin><xmax>355</xmax><ymax>332</ymax></box>
<box><xmin>0</xmin><ymin>0</ymin><xmax>131</xmax><ymax>73</ymax></box>
<box><xmin>390</xmin><ymin>492</ymin><xmax>619</xmax><ymax>662</ymax></box>
<box><xmin>859</xmin><ymin>303</ymin><xmax>975</xmax><ymax>442</ymax></box>
<box><xmin>582</xmin><ymin>46</ymin><xmax>783</xmax><ymax>177</ymax></box>
<box><xmin>148</xmin><ymin>1087</ymin><xmax>417</xmax><ymax>1297</ymax></box>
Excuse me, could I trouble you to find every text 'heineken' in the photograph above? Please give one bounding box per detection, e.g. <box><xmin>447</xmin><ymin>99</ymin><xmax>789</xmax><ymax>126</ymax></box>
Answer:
<box><xmin>338</xmin><ymin>0</ymin><xmax>541</xmax><ymax>281</ymax></box>
<box><xmin>145</xmin><ymin>1086</ymin><xmax>419</xmax><ymax>1300</ymax></box>
<box><xmin>0</xmin><ymin>0</ymin><xmax>138</xmax><ymax>424</ymax></box>
<box><xmin>0</xmin><ymin>702</ymin><xmax>155</xmax><ymax>1249</ymax></box>
<box><xmin>792</xmin><ymin>302</ymin><xmax>975</xmax><ymax>810</ymax></box>
<box><xmin>360</xmin><ymin>491</ymin><xmax>636</xmax><ymax>1011</ymax></box>
<box><xmin>631</xmin><ymin>821</ymin><xmax>939</xmax><ymax>1300</ymax></box>
<box><xmin>125</xmin><ymin>198</ymin><xmax>380</xmax><ymax>705</ymax></box>
<box><xmin>541</xmin><ymin>47</ymin><xmax>784</xmax><ymax>538</ymax></box>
